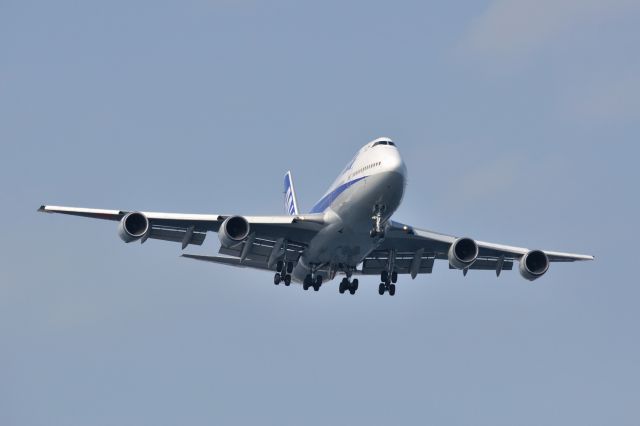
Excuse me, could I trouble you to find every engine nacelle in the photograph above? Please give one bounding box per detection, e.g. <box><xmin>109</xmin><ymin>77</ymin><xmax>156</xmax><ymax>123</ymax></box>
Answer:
<box><xmin>118</xmin><ymin>212</ymin><xmax>149</xmax><ymax>243</ymax></box>
<box><xmin>448</xmin><ymin>237</ymin><xmax>479</xmax><ymax>270</ymax></box>
<box><xmin>218</xmin><ymin>216</ymin><xmax>250</xmax><ymax>248</ymax></box>
<box><xmin>519</xmin><ymin>250</ymin><xmax>550</xmax><ymax>281</ymax></box>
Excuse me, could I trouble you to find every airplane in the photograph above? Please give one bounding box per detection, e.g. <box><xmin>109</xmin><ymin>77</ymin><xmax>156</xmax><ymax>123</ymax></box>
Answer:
<box><xmin>39</xmin><ymin>137</ymin><xmax>594</xmax><ymax>296</ymax></box>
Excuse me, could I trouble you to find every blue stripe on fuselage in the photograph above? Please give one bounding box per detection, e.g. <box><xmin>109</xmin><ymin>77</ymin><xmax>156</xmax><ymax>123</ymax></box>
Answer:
<box><xmin>309</xmin><ymin>176</ymin><xmax>367</xmax><ymax>213</ymax></box>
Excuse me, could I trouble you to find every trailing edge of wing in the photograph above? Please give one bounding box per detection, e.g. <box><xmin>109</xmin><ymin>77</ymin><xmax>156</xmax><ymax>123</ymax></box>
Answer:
<box><xmin>182</xmin><ymin>254</ymin><xmax>273</xmax><ymax>271</ymax></box>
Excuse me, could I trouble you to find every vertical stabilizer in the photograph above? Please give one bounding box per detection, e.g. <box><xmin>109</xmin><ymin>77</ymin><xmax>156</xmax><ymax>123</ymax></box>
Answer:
<box><xmin>284</xmin><ymin>171</ymin><xmax>300</xmax><ymax>215</ymax></box>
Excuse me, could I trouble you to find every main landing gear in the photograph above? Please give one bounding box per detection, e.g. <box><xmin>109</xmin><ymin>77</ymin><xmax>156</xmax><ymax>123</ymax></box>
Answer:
<box><xmin>378</xmin><ymin>269</ymin><xmax>398</xmax><ymax>296</ymax></box>
<box><xmin>338</xmin><ymin>277</ymin><xmax>359</xmax><ymax>295</ymax></box>
<box><xmin>274</xmin><ymin>260</ymin><xmax>293</xmax><ymax>286</ymax></box>
<box><xmin>303</xmin><ymin>274</ymin><xmax>323</xmax><ymax>291</ymax></box>
<box><xmin>378</xmin><ymin>282</ymin><xmax>396</xmax><ymax>296</ymax></box>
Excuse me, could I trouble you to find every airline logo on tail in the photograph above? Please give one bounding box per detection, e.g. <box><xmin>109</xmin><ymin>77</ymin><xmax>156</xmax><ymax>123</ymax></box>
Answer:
<box><xmin>284</xmin><ymin>171</ymin><xmax>299</xmax><ymax>216</ymax></box>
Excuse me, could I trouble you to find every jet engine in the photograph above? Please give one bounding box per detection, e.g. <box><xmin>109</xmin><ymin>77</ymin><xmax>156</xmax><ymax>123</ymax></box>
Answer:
<box><xmin>448</xmin><ymin>237</ymin><xmax>479</xmax><ymax>270</ymax></box>
<box><xmin>519</xmin><ymin>250</ymin><xmax>550</xmax><ymax>281</ymax></box>
<box><xmin>218</xmin><ymin>216</ymin><xmax>251</xmax><ymax>248</ymax></box>
<box><xmin>118</xmin><ymin>212</ymin><xmax>149</xmax><ymax>243</ymax></box>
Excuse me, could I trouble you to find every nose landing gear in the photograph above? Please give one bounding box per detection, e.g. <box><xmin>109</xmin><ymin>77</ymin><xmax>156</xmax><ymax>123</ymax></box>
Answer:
<box><xmin>370</xmin><ymin>204</ymin><xmax>387</xmax><ymax>238</ymax></box>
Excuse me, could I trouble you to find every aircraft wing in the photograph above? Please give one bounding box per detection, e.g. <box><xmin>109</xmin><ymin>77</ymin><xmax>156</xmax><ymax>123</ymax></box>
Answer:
<box><xmin>360</xmin><ymin>220</ymin><xmax>594</xmax><ymax>278</ymax></box>
<box><xmin>38</xmin><ymin>205</ymin><xmax>324</xmax><ymax>249</ymax></box>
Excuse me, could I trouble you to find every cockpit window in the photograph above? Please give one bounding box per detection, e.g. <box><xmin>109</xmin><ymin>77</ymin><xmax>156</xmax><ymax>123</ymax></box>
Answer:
<box><xmin>372</xmin><ymin>140</ymin><xmax>394</xmax><ymax>147</ymax></box>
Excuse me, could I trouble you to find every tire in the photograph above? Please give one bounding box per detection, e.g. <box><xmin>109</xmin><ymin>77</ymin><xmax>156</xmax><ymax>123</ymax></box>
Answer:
<box><xmin>286</xmin><ymin>262</ymin><xmax>294</xmax><ymax>274</ymax></box>
<box><xmin>339</xmin><ymin>280</ymin><xmax>346</xmax><ymax>294</ymax></box>
<box><xmin>274</xmin><ymin>273</ymin><xmax>281</xmax><ymax>285</ymax></box>
<box><xmin>378</xmin><ymin>283</ymin><xmax>385</xmax><ymax>295</ymax></box>
<box><xmin>389</xmin><ymin>284</ymin><xmax>396</xmax><ymax>296</ymax></box>
<box><xmin>315</xmin><ymin>276</ymin><xmax>323</xmax><ymax>286</ymax></box>
<box><xmin>303</xmin><ymin>283</ymin><xmax>309</xmax><ymax>291</ymax></box>
<box><xmin>381</xmin><ymin>270</ymin><xmax>389</xmax><ymax>283</ymax></box>
<box><xmin>313</xmin><ymin>284</ymin><xmax>320</xmax><ymax>291</ymax></box>
<box><xmin>276</xmin><ymin>260</ymin><xmax>284</xmax><ymax>273</ymax></box>
<box><xmin>352</xmin><ymin>279</ymin><xmax>359</xmax><ymax>291</ymax></box>
<box><xmin>284</xmin><ymin>274</ymin><xmax>291</xmax><ymax>286</ymax></box>
<box><xmin>391</xmin><ymin>271</ymin><xmax>398</xmax><ymax>283</ymax></box>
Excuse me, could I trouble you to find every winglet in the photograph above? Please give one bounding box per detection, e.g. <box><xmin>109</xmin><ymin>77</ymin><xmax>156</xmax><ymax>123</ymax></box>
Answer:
<box><xmin>284</xmin><ymin>171</ymin><xmax>300</xmax><ymax>216</ymax></box>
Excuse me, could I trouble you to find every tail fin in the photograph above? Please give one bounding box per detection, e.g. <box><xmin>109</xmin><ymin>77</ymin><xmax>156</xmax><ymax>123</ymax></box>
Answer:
<box><xmin>284</xmin><ymin>171</ymin><xmax>300</xmax><ymax>215</ymax></box>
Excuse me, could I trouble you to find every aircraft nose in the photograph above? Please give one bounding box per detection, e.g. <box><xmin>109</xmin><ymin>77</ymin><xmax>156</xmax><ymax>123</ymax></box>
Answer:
<box><xmin>386</xmin><ymin>149</ymin><xmax>407</xmax><ymax>176</ymax></box>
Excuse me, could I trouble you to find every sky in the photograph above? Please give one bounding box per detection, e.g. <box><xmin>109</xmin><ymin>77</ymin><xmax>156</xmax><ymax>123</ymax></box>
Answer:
<box><xmin>1</xmin><ymin>1</ymin><xmax>639</xmax><ymax>425</ymax></box>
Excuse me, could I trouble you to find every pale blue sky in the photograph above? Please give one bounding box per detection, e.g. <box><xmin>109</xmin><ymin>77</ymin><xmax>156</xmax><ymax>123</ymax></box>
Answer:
<box><xmin>1</xmin><ymin>1</ymin><xmax>639</xmax><ymax>425</ymax></box>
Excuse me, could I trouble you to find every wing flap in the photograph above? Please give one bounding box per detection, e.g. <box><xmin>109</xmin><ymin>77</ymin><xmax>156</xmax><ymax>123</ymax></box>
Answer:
<box><xmin>149</xmin><ymin>225</ymin><xmax>207</xmax><ymax>246</ymax></box>
<box><xmin>361</xmin><ymin>252</ymin><xmax>435</xmax><ymax>275</ymax></box>
<box><xmin>181</xmin><ymin>254</ymin><xmax>273</xmax><ymax>271</ymax></box>
<box><xmin>448</xmin><ymin>258</ymin><xmax>514</xmax><ymax>271</ymax></box>
<box><xmin>218</xmin><ymin>237</ymin><xmax>306</xmax><ymax>262</ymax></box>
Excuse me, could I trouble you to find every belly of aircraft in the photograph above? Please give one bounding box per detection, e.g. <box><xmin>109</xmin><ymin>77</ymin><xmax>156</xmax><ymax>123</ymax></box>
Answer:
<box><xmin>305</xmin><ymin>171</ymin><xmax>405</xmax><ymax>267</ymax></box>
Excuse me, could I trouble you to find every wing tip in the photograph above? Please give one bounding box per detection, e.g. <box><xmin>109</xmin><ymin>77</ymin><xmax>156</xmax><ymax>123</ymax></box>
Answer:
<box><xmin>38</xmin><ymin>205</ymin><xmax>47</xmax><ymax>213</ymax></box>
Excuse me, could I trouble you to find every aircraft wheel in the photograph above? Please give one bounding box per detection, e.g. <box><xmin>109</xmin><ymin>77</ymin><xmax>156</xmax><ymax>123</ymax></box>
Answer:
<box><xmin>313</xmin><ymin>284</ymin><xmax>320</xmax><ymax>291</ymax></box>
<box><xmin>391</xmin><ymin>270</ymin><xmax>398</xmax><ymax>283</ymax></box>
<box><xmin>276</xmin><ymin>260</ymin><xmax>284</xmax><ymax>273</ymax></box>
<box><xmin>378</xmin><ymin>283</ymin><xmax>385</xmax><ymax>295</ymax></box>
<box><xmin>339</xmin><ymin>279</ymin><xmax>347</xmax><ymax>294</ymax></box>
<box><xmin>286</xmin><ymin>262</ymin><xmax>294</xmax><ymax>274</ymax></box>
<box><xmin>274</xmin><ymin>273</ymin><xmax>281</xmax><ymax>285</ymax></box>
<box><xmin>381</xmin><ymin>271</ymin><xmax>389</xmax><ymax>283</ymax></box>
<box><xmin>389</xmin><ymin>284</ymin><xmax>396</xmax><ymax>296</ymax></box>
<box><xmin>284</xmin><ymin>274</ymin><xmax>291</xmax><ymax>286</ymax></box>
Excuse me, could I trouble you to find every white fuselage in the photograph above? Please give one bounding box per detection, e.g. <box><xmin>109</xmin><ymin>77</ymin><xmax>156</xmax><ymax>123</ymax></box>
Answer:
<box><xmin>292</xmin><ymin>139</ymin><xmax>407</xmax><ymax>282</ymax></box>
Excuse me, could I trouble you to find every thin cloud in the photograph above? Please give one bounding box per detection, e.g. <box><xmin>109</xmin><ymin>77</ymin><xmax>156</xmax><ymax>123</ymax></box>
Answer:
<box><xmin>564</xmin><ymin>74</ymin><xmax>640</xmax><ymax>123</ymax></box>
<box><xmin>458</xmin><ymin>0</ymin><xmax>638</xmax><ymax>59</ymax></box>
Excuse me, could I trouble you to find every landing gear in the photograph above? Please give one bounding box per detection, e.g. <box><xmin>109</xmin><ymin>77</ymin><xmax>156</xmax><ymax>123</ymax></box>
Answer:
<box><xmin>339</xmin><ymin>277</ymin><xmax>359</xmax><ymax>295</ymax></box>
<box><xmin>379</xmin><ymin>261</ymin><xmax>397</xmax><ymax>295</ymax></box>
<box><xmin>313</xmin><ymin>275</ymin><xmax>322</xmax><ymax>291</ymax></box>
<box><xmin>303</xmin><ymin>273</ymin><xmax>323</xmax><ymax>291</ymax></box>
<box><xmin>275</xmin><ymin>261</ymin><xmax>293</xmax><ymax>287</ymax></box>
<box><xmin>370</xmin><ymin>204</ymin><xmax>386</xmax><ymax>238</ymax></box>
<box><xmin>378</xmin><ymin>282</ymin><xmax>396</xmax><ymax>296</ymax></box>
<box><xmin>381</xmin><ymin>270</ymin><xmax>398</xmax><ymax>284</ymax></box>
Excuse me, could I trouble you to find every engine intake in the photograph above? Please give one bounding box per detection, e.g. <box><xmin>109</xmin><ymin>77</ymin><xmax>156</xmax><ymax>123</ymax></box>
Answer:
<box><xmin>218</xmin><ymin>216</ymin><xmax>250</xmax><ymax>248</ymax></box>
<box><xmin>118</xmin><ymin>212</ymin><xmax>149</xmax><ymax>243</ymax></box>
<box><xmin>519</xmin><ymin>250</ymin><xmax>550</xmax><ymax>281</ymax></box>
<box><xmin>448</xmin><ymin>237</ymin><xmax>479</xmax><ymax>270</ymax></box>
